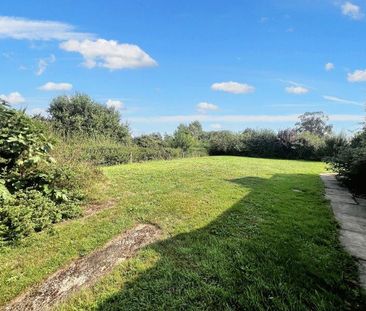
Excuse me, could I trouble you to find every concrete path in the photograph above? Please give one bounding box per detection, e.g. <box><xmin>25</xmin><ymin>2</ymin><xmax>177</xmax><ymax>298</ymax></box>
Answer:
<box><xmin>321</xmin><ymin>173</ymin><xmax>366</xmax><ymax>289</ymax></box>
<box><xmin>4</xmin><ymin>224</ymin><xmax>162</xmax><ymax>311</ymax></box>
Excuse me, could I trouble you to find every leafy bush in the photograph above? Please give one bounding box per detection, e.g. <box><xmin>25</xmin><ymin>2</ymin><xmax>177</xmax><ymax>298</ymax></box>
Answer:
<box><xmin>0</xmin><ymin>190</ymin><xmax>81</xmax><ymax>244</ymax></box>
<box><xmin>327</xmin><ymin>130</ymin><xmax>366</xmax><ymax>194</ymax></box>
<box><xmin>207</xmin><ymin>131</ymin><xmax>241</xmax><ymax>155</ymax></box>
<box><xmin>240</xmin><ymin>129</ymin><xmax>283</xmax><ymax>158</ymax></box>
<box><xmin>292</xmin><ymin>131</ymin><xmax>326</xmax><ymax>160</ymax></box>
<box><xmin>133</xmin><ymin>133</ymin><xmax>167</xmax><ymax>149</ymax></box>
<box><xmin>0</xmin><ymin>102</ymin><xmax>54</xmax><ymax>189</ymax></box>
<box><xmin>0</xmin><ymin>101</ymin><xmax>85</xmax><ymax>244</ymax></box>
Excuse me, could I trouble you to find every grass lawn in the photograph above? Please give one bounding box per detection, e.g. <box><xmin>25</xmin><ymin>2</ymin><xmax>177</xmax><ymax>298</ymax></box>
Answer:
<box><xmin>0</xmin><ymin>156</ymin><xmax>364</xmax><ymax>310</ymax></box>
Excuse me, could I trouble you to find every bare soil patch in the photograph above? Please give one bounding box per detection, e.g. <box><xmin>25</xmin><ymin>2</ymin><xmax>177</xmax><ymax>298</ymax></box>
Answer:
<box><xmin>83</xmin><ymin>199</ymin><xmax>117</xmax><ymax>217</ymax></box>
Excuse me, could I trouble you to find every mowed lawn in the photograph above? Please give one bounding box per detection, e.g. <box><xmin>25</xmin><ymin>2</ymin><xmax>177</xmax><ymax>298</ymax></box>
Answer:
<box><xmin>0</xmin><ymin>157</ymin><xmax>364</xmax><ymax>310</ymax></box>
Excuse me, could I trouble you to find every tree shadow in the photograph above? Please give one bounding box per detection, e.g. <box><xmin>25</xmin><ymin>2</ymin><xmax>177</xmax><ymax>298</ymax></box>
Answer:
<box><xmin>95</xmin><ymin>174</ymin><xmax>365</xmax><ymax>310</ymax></box>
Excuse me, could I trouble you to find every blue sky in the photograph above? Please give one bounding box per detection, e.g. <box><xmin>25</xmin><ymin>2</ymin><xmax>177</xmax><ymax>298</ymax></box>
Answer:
<box><xmin>0</xmin><ymin>0</ymin><xmax>365</xmax><ymax>135</ymax></box>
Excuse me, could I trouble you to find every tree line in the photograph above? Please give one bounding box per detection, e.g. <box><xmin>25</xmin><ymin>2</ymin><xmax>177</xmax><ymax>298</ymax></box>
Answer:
<box><xmin>1</xmin><ymin>93</ymin><xmax>365</xmax><ymax>243</ymax></box>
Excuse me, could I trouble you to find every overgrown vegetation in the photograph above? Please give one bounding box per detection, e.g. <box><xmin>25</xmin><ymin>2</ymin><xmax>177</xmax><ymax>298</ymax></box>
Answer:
<box><xmin>0</xmin><ymin>101</ymin><xmax>86</xmax><ymax>244</ymax></box>
<box><xmin>327</xmin><ymin>127</ymin><xmax>366</xmax><ymax>194</ymax></box>
<box><xmin>205</xmin><ymin>112</ymin><xmax>343</xmax><ymax>161</ymax></box>
<box><xmin>48</xmin><ymin>94</ymin><xmax>131</xmax><ymax>144</ymax></box>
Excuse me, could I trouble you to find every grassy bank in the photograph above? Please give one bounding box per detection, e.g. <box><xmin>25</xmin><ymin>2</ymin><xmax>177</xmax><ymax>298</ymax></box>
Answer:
<box><xmin>0</xmin><ymin>157</ymin><xmax>364</xmax><ymax>310</ymax></box>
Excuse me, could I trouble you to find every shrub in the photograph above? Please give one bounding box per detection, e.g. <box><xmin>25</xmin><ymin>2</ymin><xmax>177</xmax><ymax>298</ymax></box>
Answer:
<box><xmin>134</xmin><ymin>133</ymin><xmax>167</xmax><ymax>149</ymax></box>
<box><xmin>0</xmin><ymin>102</ymin><xmax>54</xmax><ymax>187</ymax></box>
<box><xmin>0</xmin><ymin>189</ymin><xmax>81</xmax><ymax>244</ymax></box>
<box><xmin>327</xmin><ymin>130</ymin><xmax>366</xmax><ymax>194</ymax></box>
<box><xmin>240</xmin><ymin>129</ymin><xmax>282</xmax><ymax>158</ymax></box>
<box><xmin>207</xmin><ymin>131</ymin><xmax>241</xmax><ymax>155</ymax></box>
<box><xmin>292</xmin><ymin>131</ymin><xmax>326</xmax><ymax>160</ymax></box>
<box><xmin>0</xmin><ymin>102</ymin><xmax>85</xmax><ymax>243</ymax></box>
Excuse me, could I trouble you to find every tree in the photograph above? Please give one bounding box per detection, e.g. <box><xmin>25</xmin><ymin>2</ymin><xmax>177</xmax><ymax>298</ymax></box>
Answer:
<box><xmin>48</xmin><ymin>94</ymin><xmax>131</xmax><ymax>144</ymax></box>
<box><xmin>187</xmin><ymin>121</ymin><xmax>204</xmax><ymax>140</ymax></box>
<box><xmin>171</xmin><ymin>124</ymin><xmax>198</xmax><ymax>151</ymax></box>
<box><xmin>295</xmin><ymin>112</ymin><xmax>333</xmax><ymax>137</ymax></box>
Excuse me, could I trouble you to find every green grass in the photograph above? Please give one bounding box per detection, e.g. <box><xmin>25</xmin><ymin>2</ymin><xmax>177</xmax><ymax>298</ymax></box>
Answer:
<box><xmin>0</xmin><ymin>157</ymin><xmax>364</xmax><ymax>310</ymax></box>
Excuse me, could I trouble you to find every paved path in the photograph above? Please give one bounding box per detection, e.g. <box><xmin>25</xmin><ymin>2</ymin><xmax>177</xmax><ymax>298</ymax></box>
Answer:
<box><xmin>321</xmin><ymin>173</ymin><xmax>366</xmax><ymax>289</ymax></box>
<box><xmin>4</xmin><ymin>224</ymin><xmax>162</xmax><ymax>311</ymax></box>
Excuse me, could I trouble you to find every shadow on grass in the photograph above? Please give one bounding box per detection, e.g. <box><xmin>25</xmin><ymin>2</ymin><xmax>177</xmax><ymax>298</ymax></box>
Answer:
<box><xmin>96</xmin><ymin>174</ymin><xmax>365</xmax><ymax>311</ymax></box>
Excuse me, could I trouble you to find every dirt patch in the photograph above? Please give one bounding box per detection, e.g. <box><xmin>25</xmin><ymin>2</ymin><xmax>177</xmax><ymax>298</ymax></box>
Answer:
<box><xmin>4</xmin><ymin>224</ymin><xmax>162</xmax><ymax>311</ymax></box>
<box><xmin>83</xmin><ymin>199</ymin><xmax>117</xmax><ymax>217</ymax></box>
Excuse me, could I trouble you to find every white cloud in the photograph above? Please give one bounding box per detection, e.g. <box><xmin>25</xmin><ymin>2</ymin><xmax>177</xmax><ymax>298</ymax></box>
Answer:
<box><xmin>36</xmin><ymin>54</ymin><xmax>56</xmax><ymax>76</ymax></box>
<box><xmin>0</xmin><ymin>91</ymin><xmax>25</xmax><ymax>104</ymax></box>
<box><xmin>210</xmin><ymin>123</ymin><xmax>222</xmax><ymax>129</ymax></box>
<box><xmin>211</xmin><ymin>81</ymin><xmax>255</xmax><ymax>94</ymax></box>
<box><xmin>341</xmin><ymin>2</ymin><xmax>364</xmax><ymax>20</ymax></box>
<box><xmin>347</xmin><ymin>69</ymin><xmax>366</xmax><ymax>82</ymax></box>
<box><xmin>325</xmin><ymin>62</ymin><xmax>335</xmax><ymax>71</ymax></box>
<box><xmin>29</xmin><ymin>107</ymin><xmax>48</xmax><ymax>117</ymax></box>
<box><xmin>285</xmin><ymin>86</ymin><xmax>309</xmax><ymax>94</ymax></box>
<box><xmin>38</xmin><ymin>82</ymin><xmax>73</xmax><ymax>91</ymax></box>
<box><xmin>0</xmin><ymin>16</ymin><xmax>93</xmax><ymax>40</ymax></box>
<box><xmin>196</xmin><ymin>102</ymin><xmax>219</xmax><ymax>113</ymax></box>
<box><xmin>323</xmin><ymin>95</ymin><xmax>364</xmax><ymax>106</ymax></box>
<box><xmin>60</xmin><ymin>39</ymin><xmax>157</xmax><ymax>70</ymax></box>
<box><xmin>106</xmin><ymin>99</ymin><xmax>124</xmax><ymax>110</ymax></box>
<box><xmin>128</xmin><ymin>114</ymin><xmax>363</xmax><ymax>123</ymax></box>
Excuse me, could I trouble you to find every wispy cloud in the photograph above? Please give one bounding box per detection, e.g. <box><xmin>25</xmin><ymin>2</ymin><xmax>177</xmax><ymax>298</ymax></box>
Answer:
<box><xmin>285</xmin><ymin>86</ymin><xmax>309</xmax><ymax>94</ymax></box>
<box><xmin>0</xmin><ymin>16</ymin><xmax>93</xmax><ymax>40</ymax></box>
<box><xmin>323</xmin><ymin>95</ymin><xmax>364</xmax><ymax>106</ymax></box>
<box><xmin>196</xmin><ymin>102</ymin><xmax>219</xmax><ymax>113</ymax></box>
<box><xmin>279</xmin><ymin>79</ymin><xmax>312</xmax><ymax>90</ymax></box>
<box><xmin>347</xmin><ymin>69</ymin><xmax>366</xmax><ymax>82</ymax></box>
<box><xmin>36</xmin><ymin>54</ymin><xmax>56</xmax><ymax>76</ymax></box>
<box><xmin>211</xmin><ymin>81</ymin><xmax>255</xmax><ymax>94</ymax></box>
<box><xmin>127</xmin><ymin>114</ymin><xmax>363</xmax><ymax>124</ymax></box>
<box><xmin>0</xmin><ymin>91</ymin><xmax>25</xmax><ymax>104</ymax></box>
<box><xmin>38</xmin><ymin>82</ymin><xmax>73</xmax><ymax>91</ymax></box>
<box><xmin>129</xmin><ymin>114</ymin><xmax>299</xmax><ymax>123</ymax></box>
<box><xmin>341</xmin><ymin>2</ymin><xmax>364</xmax><ymax>20</ymax></box>
<box><xmin>60</xmin><ymin>39</ymin><xmax>157</xmax><ymax>70</ymax></box>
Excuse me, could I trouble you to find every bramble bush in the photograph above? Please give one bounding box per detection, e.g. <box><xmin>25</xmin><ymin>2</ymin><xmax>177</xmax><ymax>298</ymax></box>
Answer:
<box><xmin>0</xmin><ymin>101</ymin><xmax>84</xmax><ymax>244</ymax></box>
